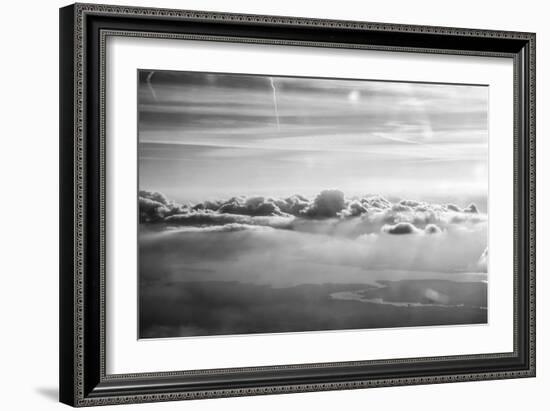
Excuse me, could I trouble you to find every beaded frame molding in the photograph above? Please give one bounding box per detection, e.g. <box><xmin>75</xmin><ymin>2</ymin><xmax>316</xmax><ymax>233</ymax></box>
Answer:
<box><xmin>59</xmin><ymin>3</ymin><xmax>535</xmax><ymax>407</ymax></box>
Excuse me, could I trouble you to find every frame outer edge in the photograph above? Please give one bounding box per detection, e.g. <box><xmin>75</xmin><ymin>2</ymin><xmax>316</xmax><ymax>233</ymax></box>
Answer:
<box><xmin>528</xmin><ymin>33</ymin><xmax>536</xmax><ymax>376</ymax></box>
<box><xmin>64</xmin><ymin>2</ymin><xmax>537</xmax><ymax>406</ymax></box>
<box><xmin>59</xmin><ymin>3</ymin><xmax>77</xmax><ymax>407</ymax></box>
<box><xmin>74</xmin><ymin>2</ymin><xmax>534</xmax><ymax>39</ymax></box>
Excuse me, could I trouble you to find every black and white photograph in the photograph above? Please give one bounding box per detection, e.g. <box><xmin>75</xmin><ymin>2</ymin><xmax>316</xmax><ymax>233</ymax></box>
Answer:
<box><xmin>138</xmin><ymin>70</ymin><xmax>489</xmax><ymax>339</ymax></box>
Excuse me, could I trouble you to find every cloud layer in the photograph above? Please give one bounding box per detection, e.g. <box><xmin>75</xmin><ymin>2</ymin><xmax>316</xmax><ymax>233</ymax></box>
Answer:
<box><xmin>139</xmin><ymin>189</ymin><xmax>485</xmax><ymax>238</ymax></box>
<box><xmin>139</xmin><ymin>189</ymin><xmax>487</xmax><ymax>293</ymax></box>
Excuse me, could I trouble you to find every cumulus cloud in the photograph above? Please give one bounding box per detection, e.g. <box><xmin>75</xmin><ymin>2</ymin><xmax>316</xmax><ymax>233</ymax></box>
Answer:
<box><xmin>463</xmin><ymin>203</ymin><xmax>479</xmax><ymax>213</ymax></box>
<box><xmin>399</xmin><ymin>199</ymin><xmax>421</xmax><ymax>208</ymax></box>
<box><xmin>391</xmin><ymin>203</ymin><xmax>413</xmax><ymax>213</ymax></box>
<box><xmin>382</xmin><ymin>222</ymin><xmax>422</xmax><ymax>235</ymax></box>
<box><xmin>139</xmin><ymin>189</ymin><xmax>485</xmax><ymax>236</ymax></box>
<box><xmin>425</xmin><ymin>224</ymin><xmax>442</xmax><ymax>234</ymax></box>
<box><xmin>302</xmin><ymin>189</ymin><xmax>345</xmax><ymax>218</ymax></box>
<box><xmin>140</xmin><ymin>190</ymin><xmax>170</xmax><ymax>206</ymax></box>
<box><xmin>139</xmin><ymin>197</ymin><xmax>169</xmax><ymax>222</ymax></box>
<box><xmin>216</xmin><ymin>196</ymin><xmax>287</xmax><ymax>217</ymax></box>
<box><xmin>191</xmin><ymin>195</ymin><xmax>310</xmax><ymax>219</ymax></box>
<box><xmin>278</xmin><ymin>194</ymin><xmax>310</xmax><ymax>215</ymax></box>
<box><xmin>139</xmin><ymin>190</ymin><xmax>188</xmax><ymax>222</ymax></box>
<box><xmin>192</xmin><ymin>200</ymin><xmax>223</xmax><ymax>212</ymax></box>
<box><xmin>339</xmin><ymin>200</ymin><xmax>367</xmax><ymax>218</ymax></box>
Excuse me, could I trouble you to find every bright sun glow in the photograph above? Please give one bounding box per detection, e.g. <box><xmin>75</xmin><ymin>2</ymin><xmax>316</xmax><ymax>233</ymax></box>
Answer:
<box><xmin>348</xmin><ymin>89</ymin><xmax>360</xmax><ymax>102</ymax></box>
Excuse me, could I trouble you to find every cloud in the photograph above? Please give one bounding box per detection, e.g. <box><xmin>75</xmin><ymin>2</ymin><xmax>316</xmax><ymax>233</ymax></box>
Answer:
<box><xmin>399</xmin><ymin>199</ymin><xmax>421</xmax><ymax>207</ymax></box>
<box><xmin>217</xmin><ymin>196</ymin><xmax>286</xmax><ymax>217</ymax></box>
<box><xmin>391</xmin><ymin>203</ymin><xmax>413</xmax><ymax>213</ymax></box>
<box><xmin>139</xmin><ymin>190</ymin><xmax>190</xmax><ymax>222</ymax></box>
<box><xmin>478</xmin><ymin>247</ymin><xmax>488</xmax><ymax>272</ymax></box>
<box><xmin>140</xmin><ymin>216</ymin><xmax>488</xmax><ymax>289</ymax></box>
<box><xmin>139</xmin><ymin>190</ymin><xmax>170</xmax><ymax>206</ymax></box>
<box><xmin>165</xmin><ymin>223</ymin><xmax>272</xmax><ymax>233</ymax></box>
<box><xmin>425</xmin><ymin>224</ymin><xmax>443</xmax><ymax>234</ymax></box>
<box><xmin>192</xmin><ymin>200</ymin><xmax>223</xmax><ymax>212</ymax></box>
<box><xmin>339</xmin><ymin>200</ymin><xmax>368</xmax><ymax>218</ymax></box>
<box><xmin>464</xmin><ymin>203</ymin><xmax>479</xmax><ymax>213</ymax></box>
<box><xmin>446</xmin><ymin>204</ymin><xmax>461</xmax><ymax>212</ymax></box>
<box><xmin>382</xmin><ymin>222</ymin><xmax>422</xmax><ymax>235</ymax></box>
<box><xmin>362</xmin><ymin>195</ymin><xmax>392</xmax><ymax>210</ymax></box>
<box><xmin>192</xmin><ymin>195</ymin><xmax>309</xmax><ymax>218</ymax></box>
<box><xmin>165</xmin><ymin>211</ymin><xmax>251</xmax><ymax>226</ymax></box>
<box><xmin>139</xmin><ymin>189</ymin><xmax>485</xmax><ymax>237</ymax></box>
<box><xmin>278</xmin><ymin>194</ymin><xmax>311</xmax><ymax>215</ymax></box>
<box><xmin>139</xmin><ymin>196</ymin><xmax>170</xmax><ymax>222</ymax></box>
<box><xmin>302</xmin><ymin>189</ymin><xmax>345</xmax><ymax>218</ymax></box>
<box><xmin>165</xmin><ymin>210</ymin><xmax>294</xmax><ymax>230</ymax></box>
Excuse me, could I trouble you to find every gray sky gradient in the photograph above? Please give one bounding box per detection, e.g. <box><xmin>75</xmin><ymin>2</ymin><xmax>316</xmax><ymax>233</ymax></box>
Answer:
<box><xmin>138</xmin><ymin>70</ymin><xmax>488</xmax><ymax>206</ymax></box>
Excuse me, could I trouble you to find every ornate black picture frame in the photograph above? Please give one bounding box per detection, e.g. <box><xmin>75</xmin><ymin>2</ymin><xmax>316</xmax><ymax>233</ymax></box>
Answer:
<box><xmin>59</xmin><ymin>3</ymin><xmax>535</xmax><ymax>407</ymax></box>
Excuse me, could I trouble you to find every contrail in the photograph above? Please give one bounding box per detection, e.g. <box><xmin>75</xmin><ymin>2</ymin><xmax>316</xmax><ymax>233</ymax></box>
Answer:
<box><xmin>146</xmin><ymin>71</ymin><xmax>158</xmax><ymax>102</ymax></box>
<box><xmin>269</xmin><ymin>77</ymin><xmax>280</xmax><ymax>131</ymax></box>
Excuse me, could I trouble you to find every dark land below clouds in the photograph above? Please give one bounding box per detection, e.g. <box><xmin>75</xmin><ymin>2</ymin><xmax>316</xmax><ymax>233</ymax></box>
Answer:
<box><xmin>139</xmin><ymin>279</ymin><xmax>487</xmax><ymax>339</ymax></box>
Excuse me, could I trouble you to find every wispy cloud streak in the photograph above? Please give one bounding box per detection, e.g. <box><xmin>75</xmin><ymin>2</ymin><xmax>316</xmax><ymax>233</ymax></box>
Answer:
<box><xmin>145</xmin><ymin>71</ymin><xmax>158</xmax><ymax>102</ymax></box>
<box><xmin>269</xmin><ymin>77</ymin><xmax>281</xmax><ymax>131</ymax></box>
<box><xmin>137</xmin><ymin>70</ymin><xmax>488</xmax><ymax>202</ymax></box>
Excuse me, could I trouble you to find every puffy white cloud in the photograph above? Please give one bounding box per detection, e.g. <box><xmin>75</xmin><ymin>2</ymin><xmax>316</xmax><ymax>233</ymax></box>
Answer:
<box><xmin>278</xmin><ymin>194</ymin><xmax>310</xmax><ymax>215</ymax></box>
<box><xmin>391</xmin><ymin>203</ymin><xmax>414</xmax><ymax>213</ymax></box>
<box><xmin>399</xmin><ymin>199</ymin><xmax>421</xmax><ymax>208</ymax></box>
<box><xmin>425</xmin><ymin>224</ymin><xmax>442</xmax><ymax>234</ymax></box>
<box><xmin>139</xmin><ymin>197</ymin><xmax>170</xmax><ymax>222</ymax></box>
<box><xmin>139</xmin><ymin>190</ymin><xmax>187</xmax><ymax>222</ymax></box>
<box><xmin>139</xmin><ymin>189</ymin><xmax>485</xmax><ymax>238</ymax></box>
<box><xmin>192</xmin><ymin>200</ymin><xmax>223</xmax><ymax>212</ymax></box>
<box><xmin>216</xmin><ymin>196</ymin><xmax>286</xmax><ymax>217</ymax></box>
<box><xmin>189</xmin><ymin>195</ymin><xmax>309</xmax><ymax>219</ymax></box>
<box><xmin>339</xmin><ymin>200</ymin><xmax>368</xmax><ymax>218</ymax></box>
<box><xmin>446</xmin><ymin>203</ymin><xmax>461</xmax><ymax>212</ymax></box>
<box><xmin>382</xmin><ymin>222</ymin><xmax>422</xmax><ymax>235</ymax></box>
<box><xmin>463</xmin><ymin>203</ymin><xmax>479</xmax><ymax>213</ymax></box>
<box><xmin>363</xmin><ymin>195</ymin><xmax>392</xmax><ymax>210</ymax></box>
<box><xmin>301</xmin><ymin>189</ymin><xmax>345</xmax><ymax>218</ymax></box>
<box><xmin>139</xmin><ymin>190</ymin><xmax>170</xmax><ymax>206</ymax></box>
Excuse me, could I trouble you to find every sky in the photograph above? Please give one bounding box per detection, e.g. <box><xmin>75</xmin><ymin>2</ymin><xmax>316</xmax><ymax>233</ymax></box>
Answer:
<box><xmin>138</xmin><ymin>70</ymin><xmax>488</xmax><ymax>207</ymax></box>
